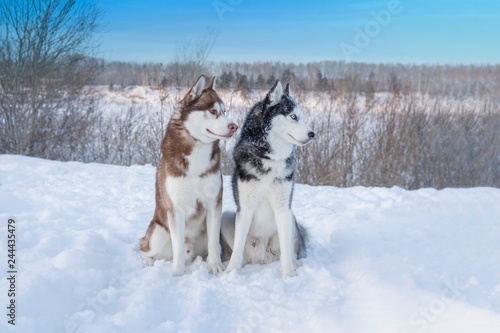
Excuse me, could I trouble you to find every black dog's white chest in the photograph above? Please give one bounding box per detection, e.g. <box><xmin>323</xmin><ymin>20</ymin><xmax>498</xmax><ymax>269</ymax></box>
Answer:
<box><xmin>261</xmin><ymin>156</ymin><xmax>295</xmax><ymax>182</ymax></box>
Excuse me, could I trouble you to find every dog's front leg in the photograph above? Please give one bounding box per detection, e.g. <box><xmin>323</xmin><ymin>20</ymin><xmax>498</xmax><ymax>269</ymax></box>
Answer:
<box><xmin>225</xmin><ymin>209</ymin><xmax>253</xmax><ymax>273</ymax></box>
<box><xmin>274</xmin><ymin>208</ymin><xmax>296</xmax><ymax>279</ymax></box>
<box><xmin>169</xmin><ymin>209</ymin><xmax>186</xmax><ymax>276</ymax></box>
<box><xmin>272</xmin><ymin>183</ymin><xmax>296</xmax><ymax>279</ymax></box>
<box><xmin>206</xmin><ymin>196</ymin><xmax>223</xmax><ymax>275</ymax></box>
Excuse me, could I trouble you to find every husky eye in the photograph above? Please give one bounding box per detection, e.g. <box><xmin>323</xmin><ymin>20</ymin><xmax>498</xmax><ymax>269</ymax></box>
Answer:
<box><xmin>209</xmin><ymin>109</ymin><xmax>217</xmax><ymax>115</ymax></box>
<box><xmin>290</xmin><ymin>114</ymin><xmax>298</xmax><ymax>121</ymax></box>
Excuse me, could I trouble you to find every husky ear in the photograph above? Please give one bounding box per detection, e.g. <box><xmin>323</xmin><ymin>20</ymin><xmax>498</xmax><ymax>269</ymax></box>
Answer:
<box><xmin>265</xmin><ymin>80</ymin><xmax>284</xmax><ymax>107</ymax></box>
<box><xmin>207</xmin><ymin>76</ymin><xmax>216</xmax><ymax>90</ymax></box>
<box><xmin>284</xmin><ymin>83</ymin><xmax>291</xmax><ymax>96</ymax></box>
<box><xmin>185</xmin><ymin>75</ymin><xmax>206</xmax><ymax>102</ymax></box>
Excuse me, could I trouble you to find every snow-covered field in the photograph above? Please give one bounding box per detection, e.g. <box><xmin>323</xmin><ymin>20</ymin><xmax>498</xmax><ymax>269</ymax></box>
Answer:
<box><xmin>1</xmin><ymin>154</ymin><xmax>500</xmax><ymax>333</ymax></box>
<box><xmin>90</xmin><ymin>85</ymin><xmax>490</xmax><ymax>119</ymax></box>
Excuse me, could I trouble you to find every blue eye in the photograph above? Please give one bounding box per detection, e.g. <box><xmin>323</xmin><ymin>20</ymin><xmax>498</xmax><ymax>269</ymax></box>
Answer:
<box><xmin>290</xmin><ymin>114</ymin><xmax>298</xmax><ymax>121</ymax></box>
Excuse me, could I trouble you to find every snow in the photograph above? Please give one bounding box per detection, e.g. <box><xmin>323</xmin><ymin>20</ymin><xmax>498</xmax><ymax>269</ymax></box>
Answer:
<box><xmin>1</xmin><ymin>154</ymin><xmax>500</xmax><ymax>333</ymax></box>
<box><xmin>90</xmin><ymin>85</ymin><xmax>489</xmax><ymax>121</ymax></box>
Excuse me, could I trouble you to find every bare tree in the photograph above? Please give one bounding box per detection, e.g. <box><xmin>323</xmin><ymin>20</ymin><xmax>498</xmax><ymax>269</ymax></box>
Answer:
<box><xmin>0</xmin><ymin>0</ymin><xmax>102</xmax><ymax>156</ymax></box>
<box><xmin>170</xmin><ymin>27</ymin><xmax>218</xmax><ymax>87</ymax></box>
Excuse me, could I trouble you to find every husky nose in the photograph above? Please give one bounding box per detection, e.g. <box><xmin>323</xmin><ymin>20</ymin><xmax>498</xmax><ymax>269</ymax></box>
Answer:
<box><xmin>228</xmin><ymin>123</ymin><xmax>239</xmax><ymax>132</ymax></box>
<box><xmin>308</xmin><ymin>131</ymin><xmax>315</xmax><ymax>139</ymax></box>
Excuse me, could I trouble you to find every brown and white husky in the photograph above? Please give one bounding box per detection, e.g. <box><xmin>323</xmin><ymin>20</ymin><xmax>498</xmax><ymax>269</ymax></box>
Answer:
<box><xmin>139</xmin><ymin>75</ymin><xmax>238</xmax><ymax>276</ymax></box>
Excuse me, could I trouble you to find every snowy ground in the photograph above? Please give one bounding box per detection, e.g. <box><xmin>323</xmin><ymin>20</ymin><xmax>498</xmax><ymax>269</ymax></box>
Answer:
<box><xmin>1</xmin><ymin>154</ymin><xmax>500</xmax><ymax>333</ymax></box>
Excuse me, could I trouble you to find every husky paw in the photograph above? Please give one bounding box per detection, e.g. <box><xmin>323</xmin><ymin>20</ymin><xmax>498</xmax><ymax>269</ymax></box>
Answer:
<box><xmin>142</xmin><ymin>256</ymin><xmax>155</xmax><ymax>267</ymax></box>
<box><xmin>224</xmin><ymin>262</ymin><xmax>240</xmax><ymax>275</ymax></box>
<box><xmin>207</xmin><ymin>260</ymin><xmax>224</xmax><ymax>275</ymax></box>
<box><xmin>171</xmin><ymin>266</ymin><xmax>185</xmax><ymax>277</ymax></box>
<box><xmin>281</xmin><ymin>268</ymin><xmax>297</xmax><ymax>280</ymax></box>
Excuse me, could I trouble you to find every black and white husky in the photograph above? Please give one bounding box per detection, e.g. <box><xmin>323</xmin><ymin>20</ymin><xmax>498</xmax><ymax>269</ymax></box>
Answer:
<box><xmin>139</xmin><ymin>75</ymin><xmax>238</xmax><ymax>276</ymax></box>
<box><xmin>221</xmin><ymin>80</ymin><xmax>315</xmax><ymax>279</ymax></box>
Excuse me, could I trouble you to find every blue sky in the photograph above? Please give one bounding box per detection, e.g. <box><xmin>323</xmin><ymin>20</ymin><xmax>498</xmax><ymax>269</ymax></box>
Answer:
<box><xmin>96</xmin><ymin>0</ymin><xmax>500</xmax><ymax>65</ymax></box>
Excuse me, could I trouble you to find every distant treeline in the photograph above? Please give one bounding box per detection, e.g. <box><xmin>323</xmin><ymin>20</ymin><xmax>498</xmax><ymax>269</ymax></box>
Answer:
<box><xmin>96</xmin><ymin>60</ymin><xmax>500</xmax><ymax>102</ymax></box>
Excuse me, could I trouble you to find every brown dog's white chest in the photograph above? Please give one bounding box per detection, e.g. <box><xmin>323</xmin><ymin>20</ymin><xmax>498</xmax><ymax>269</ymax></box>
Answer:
<box><xmin>184</xmin><ymin>142</ymin><xmax>216</xmax><ymax>177</ymax></box>
<box><xmin>165</xmin><ymin>172</ymin><xmax>220</xmax><ymax>216</ymax></box>
<box><xmin>165</xmin><ymin>142</ymin><xmax>221</xmax><ymax>213</ymax></box>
